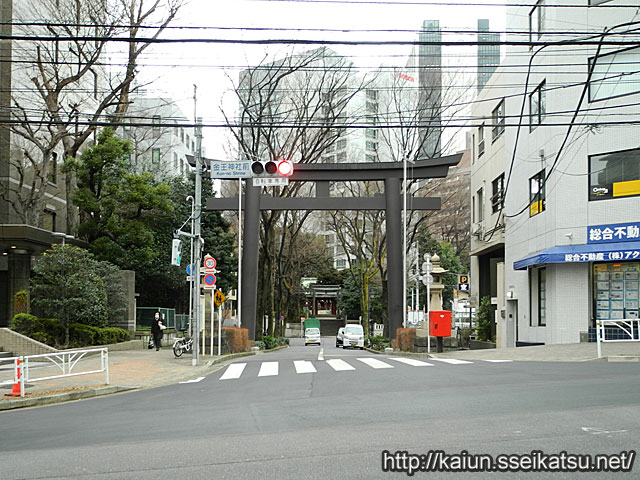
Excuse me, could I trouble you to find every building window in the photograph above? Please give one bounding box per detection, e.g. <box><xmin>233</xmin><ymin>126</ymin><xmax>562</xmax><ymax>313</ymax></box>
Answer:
<box><xmin>529</xmin><ymin>80</ymin><xmax>546</xmax><ymax>130</ymax></box>
<box><xmin>366</xmin><ymin>128</ymin><xmax>378</xmax><ymax>140</ymax></box>
<box><xmin>529</xmin><ymin>170</ymin><xmax>545</xmax><ymax>216</ymax></box>
<box><xmin>173</xmin><ymin>152</ymin><xmax>178</xmax><ymax>169</ymax></box>
<box><xmin>537</xmin><ymin>267</ymin><xmax>546</xmax><ymax>326</ymax></box>
<box><xmin>478</xmin><ymin>123</ymin><xmax>485</xmax><ymax>157</ymax></box>
<box><xmin>366</xmin><ymin>115</ymin><xmax>377</xmax><ymax>125</ymax></box>
<box><xmin>336</xmin><ymin>258</ymin><xmax>347</xmax><ymax>269</ymax></box>
<box><xmin>589</xmin><ymin>147</ymin><xmax>640</xmax><ymax>201</ymax></box>
<box><xmin>366</xmin><ymin>89</ymin><xmax>378</xmax><ymax>101</ymax></box>
<box><xmin>529</xmin><ymin>0</ymin><xmax>545</xmax><ymax>43</ymax></box>
<box><xmin>42</xmin><ymin>209</ymin><xmax>56</xmax><ymax>232</ymax></box>
<box><xmin>366</xmin><ymin>154</ymin><xmax>377</xmax><ymax>163</ymax></box>
<box><xmin>491</xmin><ymin>173</ymin><xmax>505</xmax><ymax>213</ymax></box>
<box><xmin>337</xmin><ymin>139</ymin><xmax>347</xmax><ymax>150</ymax></box>
<box><xmin>366</xmin><ymin>141</ymin><xmax>378</xmax><ymax>152</ymax></box>
<box><xmin>152</xmin><ymin>148</ymin><xmax>161</xmax><ymax>164</ymax></box>
<box><xmin>475</xmin><ymin>187</ymin><xmax>484</xmax><ymax>223</ymax></box>
<box><xmin>48</xmin><ymin>152</ymin><xmax>58</xmax><ymax>184</ymax></box>
<box><xmin>588</xmin><ymin>46</ymin><xmax>640</xmax><ymax>102</ymax></box>
<box><xmin>366</xmin><ymin>102</ymin><xmax>378</xmax><ymax>113</ymax></box>
<box><xmin>336</xmin><ymin>152</ymin><xmax>347</xmax><ymax>162</ymax></box>
<box><xmin>492</xmin><ymin>101</ymin><xmax>505</xmax><ymax>141</ymax></box>
<box><xmin>593</xmin><ymin>263</ymin><xmax>640</xmax><ymax>325</ymax></box>
<box><xmin>323</xmin><ymin>155</ymin><xmax>335</xmax><ymax>163</ymax></box>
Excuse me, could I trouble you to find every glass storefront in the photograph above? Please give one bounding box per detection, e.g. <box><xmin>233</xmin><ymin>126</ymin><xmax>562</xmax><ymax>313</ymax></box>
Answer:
<box><xmin>593</xmin><ymin>262</ymin><xmax>640</xmax><ymax>322</ymax></box>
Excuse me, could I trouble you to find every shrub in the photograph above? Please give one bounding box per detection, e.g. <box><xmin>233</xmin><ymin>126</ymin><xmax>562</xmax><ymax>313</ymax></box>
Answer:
<box><xmin>11</xmin><ymin>314</ymin><xmax>130</xmax><ymax>348</ymax></box>
<box><xmin>476</xmin><ymin>296</ymin><xmax>495</xmax><ymax>342</ymax></box>
<box><xmin>12</xmin><ymin>314</ymin><xmax>62</xmax><ymax>345</ymax></box>
<box><xmin>367</xmin><ymin>335</ymin><xmax>389</xmax><ymax>351</ymax></box>
<box><xmin>395</xmin><ymin>328</ymin><xmax>416</xmax><ymax>351</ymax></box>
<box><xmin>253</xmin><ymin>340</ymin><xmax>265</xmax><ymax>350</ymax></box>
<box><xmin>223</xmin><ymin>327</ymin><xmax>249</xmax><ymax>353</ymax></box>
<box><xmin>14</xmin><ymin>290</ymin><xmax>29</xmax><ymax>315</ymax></box>
<box><xmin>262</xmin><ymin>336</ymin><xmax>289</xmax><ymax>350</ymax></box>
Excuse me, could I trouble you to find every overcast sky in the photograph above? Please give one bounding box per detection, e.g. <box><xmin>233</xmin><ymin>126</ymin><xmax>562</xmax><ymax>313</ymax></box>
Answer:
<box><xmin>135</xmin><ymin>0</ymin><xmax>507</xmax><ymax>157</ymax></box>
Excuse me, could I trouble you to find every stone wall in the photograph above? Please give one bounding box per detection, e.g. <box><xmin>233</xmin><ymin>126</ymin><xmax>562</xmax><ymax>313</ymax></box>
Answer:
<box><xmin>0</xmin><ymin>328</ymin><xmax>57</xmax><ymax>356</ymax></box>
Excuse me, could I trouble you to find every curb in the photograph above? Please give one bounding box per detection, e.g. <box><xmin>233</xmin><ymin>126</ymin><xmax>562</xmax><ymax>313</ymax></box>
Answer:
<box><xmin>0</xmin><ymin>351</ymin><xmax>259</xmax><ymax>411</ymax></box>
<box><xmin>0</xmin><ymin>385</ymin><xmax>135</xmax><ymax>411</ymax></box>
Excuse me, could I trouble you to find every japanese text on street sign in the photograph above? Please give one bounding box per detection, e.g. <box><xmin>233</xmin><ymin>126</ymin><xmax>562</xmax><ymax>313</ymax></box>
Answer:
<box><xmin>588</xmin><ymin>222</ymin><xmax>640</xmax><ymax>244</ymax></box>
<box><xmin>210</xmin><ymin>160</ymin><xmax>251</xmax><ymax>179</ymax></box>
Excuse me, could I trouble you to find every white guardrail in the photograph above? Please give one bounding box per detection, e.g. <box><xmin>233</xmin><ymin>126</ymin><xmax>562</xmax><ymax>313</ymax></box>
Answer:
<box><xmin>0</xmin><ymin>348</ymin><xmax>109</xmax><ymax>397</ymax></box>
<box><xmin>596</xmin><ymin>319</ymin><xmax>640</xmax><ymax>359</ymax></box>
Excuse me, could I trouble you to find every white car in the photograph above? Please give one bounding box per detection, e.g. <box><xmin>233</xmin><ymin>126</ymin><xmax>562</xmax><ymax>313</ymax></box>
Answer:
<box><xmin>304</xmin><ymin>328</ymin><xmax>321</xmax><ymax>346</ymax></box>
<box><xmin>342</xmin><ymin>324</ymin><xmax>365</xmax><ymax>349</ymax></box>
<box><xmin>336</xmin><ymin>327</ymin><xmax>345</xmax><ymax>348</ymax></box>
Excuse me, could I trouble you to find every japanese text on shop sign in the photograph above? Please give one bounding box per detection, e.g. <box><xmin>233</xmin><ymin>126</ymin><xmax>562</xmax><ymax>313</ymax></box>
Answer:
<box><xmin>564</xmin><ymin>251</ymin><xmax>640</xmax><ymax>263</ymax></box>
<box><xmin>588</xmin><ymin>222</ymin><xmax>640</xmax><ymax>244</ymax></box>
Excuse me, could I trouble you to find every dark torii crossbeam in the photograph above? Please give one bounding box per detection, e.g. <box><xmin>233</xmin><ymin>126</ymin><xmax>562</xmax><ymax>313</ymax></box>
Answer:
<box><xmin>206</xmin><ymin>153</ymin><xmax>462</xmax><ymax>340</ymax></box>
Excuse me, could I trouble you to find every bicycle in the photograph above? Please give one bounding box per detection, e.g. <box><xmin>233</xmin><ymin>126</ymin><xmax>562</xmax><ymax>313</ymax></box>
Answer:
<box><xmin>173</xmin><ymin>336</ymin><xmax>193</xmax><ymax>357</ymax></box>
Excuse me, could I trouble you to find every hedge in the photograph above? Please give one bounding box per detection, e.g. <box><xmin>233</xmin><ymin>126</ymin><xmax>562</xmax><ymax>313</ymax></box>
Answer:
<box><xmin>11</xmin><ymin>313</ymin><xmax>131</xmax><ymax>348</ymax></box>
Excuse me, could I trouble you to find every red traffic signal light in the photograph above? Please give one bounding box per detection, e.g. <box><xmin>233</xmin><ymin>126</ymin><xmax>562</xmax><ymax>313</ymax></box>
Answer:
<box><xmin>277</xmin><ymin>160</ymin><xmax>293</xmax><ymax>177</ymax></box>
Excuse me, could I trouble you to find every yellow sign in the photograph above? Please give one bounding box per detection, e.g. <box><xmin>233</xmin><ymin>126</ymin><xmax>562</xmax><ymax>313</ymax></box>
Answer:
<box><xmin>214</xmin><ymin>290</ymin><xmax>226</xmax><ymax>307</ymax></box>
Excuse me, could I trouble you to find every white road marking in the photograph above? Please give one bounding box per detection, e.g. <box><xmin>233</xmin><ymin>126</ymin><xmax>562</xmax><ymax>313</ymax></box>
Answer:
<box><xmin>179</xmin><ymin>376</ymin><xmax>205</xmax><ymax>384</ymax></box>
<box><xmin>357</xmin><ymin>358</ymin><xmax>394</xmax><ymax>369</ymax></box>
<box><xmin>318</xmin><ymin>348</ymin><xmax>324</xmax><ymax>361</ymax></box>
<box><xmin>430</xmin><ymin>358</ymin><xmax>473</xmax><ymax>365</ymax></box>
<box><xmin>326</xmin><ymin>359</ymin><xmax>355</xmax><ymax>371</ymax></box>
<box><xmin>294</xmin><ymin>360</ymin><xmax>317</xmax><ymax>374</ymax></box>
<box><xmin>483</xmin><ymin>359</ymin><xmax>513</xmax><ymax>363</ymax></box>
<box><xmin>258</xmin><ymin>361</ymin><xmax>279</xmax><ymax>377</ymax></box>
<box><xmin>219</xmin><ymin>363</ymin><xmax>246</xmax><ymax>380</ymax></box>
<box><xmin>388</xmin><ymin>357</ymin><xmax>433</xmax><ymax>367</ymax></box>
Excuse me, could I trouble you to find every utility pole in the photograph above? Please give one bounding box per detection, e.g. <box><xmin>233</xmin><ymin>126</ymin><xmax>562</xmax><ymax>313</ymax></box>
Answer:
<box><xmin>192</xmin><ymin>85</ymin><xmax>203</xmax><ymax>367</ymax></box>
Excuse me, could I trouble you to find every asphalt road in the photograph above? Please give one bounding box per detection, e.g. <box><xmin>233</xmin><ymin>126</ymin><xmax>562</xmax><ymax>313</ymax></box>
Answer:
<box><xmin>1</xmin><ymin>338</ymin><xmax>639</xmax><ymax>479</ymax></box>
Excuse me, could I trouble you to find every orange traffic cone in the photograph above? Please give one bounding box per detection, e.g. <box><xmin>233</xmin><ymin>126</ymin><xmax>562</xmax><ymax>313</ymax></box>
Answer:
<box><xmin>5</xmin><ymin>359</ymin><xmax>23</xmax><ymax>397</ymax></box>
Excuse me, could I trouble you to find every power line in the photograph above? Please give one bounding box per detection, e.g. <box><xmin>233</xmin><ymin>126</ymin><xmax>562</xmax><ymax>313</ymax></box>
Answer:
<box><xmin>1</xmin><ymin>33</ymin><xmax>638</xmax><ymax>47</ymax></box>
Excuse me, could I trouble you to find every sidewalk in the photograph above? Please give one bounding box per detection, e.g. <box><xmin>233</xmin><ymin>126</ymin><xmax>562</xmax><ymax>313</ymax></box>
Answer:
<box><xmin>428</xmin><ymin>341</ymin><xmax>640</xmax><ymax>362</ymax></box>
<box><xmin>0</xmin><ymin>346</ymin><xmax>255</xmax><ymax>411</ymax></box>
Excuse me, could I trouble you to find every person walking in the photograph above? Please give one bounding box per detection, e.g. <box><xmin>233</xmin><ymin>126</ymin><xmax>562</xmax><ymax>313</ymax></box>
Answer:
<box><xmin>151</xmin><ymin>312</ymin><xmax>165</xmax><ymax>351</ymax></box>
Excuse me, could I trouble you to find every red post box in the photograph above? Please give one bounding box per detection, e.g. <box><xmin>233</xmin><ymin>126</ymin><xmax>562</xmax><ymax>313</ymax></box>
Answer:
<box><xmin>429</xmin><ymin>310</ymin><xmax>452</xmax><ymax>337</ymax></box>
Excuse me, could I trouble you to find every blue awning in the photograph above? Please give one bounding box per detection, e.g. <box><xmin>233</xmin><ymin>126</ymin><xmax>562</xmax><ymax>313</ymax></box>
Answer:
<box><xmin>513</xmin><ymin>241</ymin><xmax>640</xmax><ymax>270</ymax></box>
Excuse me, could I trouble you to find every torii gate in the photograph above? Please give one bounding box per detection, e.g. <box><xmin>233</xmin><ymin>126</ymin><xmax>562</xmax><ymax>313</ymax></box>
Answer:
<box><xmin>206</xmin><ymin>153</ymin><xmax>461</xmax><ymax>340</ymax></box>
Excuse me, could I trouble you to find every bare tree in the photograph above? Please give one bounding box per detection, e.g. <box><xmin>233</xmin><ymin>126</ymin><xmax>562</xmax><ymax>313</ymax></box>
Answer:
<box><xmin>224</xmin><ymin>47</ymin><xmax>370</xmax><ymax>336</ymax></box>
<box><xmin>376</xmin><ymin>64</ymin><xmax>473</xmax><ymax>278</ymax></box>
<box><xmin>329</xmin><ymin>181</ymin><xmax>385</xmax><ymax>336</ymax></box>
<box><xmin>3</xmin><ymin>0</ymin><xmax>183</xmax><ymax>230</ymax></box>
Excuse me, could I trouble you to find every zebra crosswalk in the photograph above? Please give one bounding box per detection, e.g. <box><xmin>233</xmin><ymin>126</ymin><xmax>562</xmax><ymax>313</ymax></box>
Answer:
<box><xmin>216</xmin><ymin>357</ymin><xmax>511</xmax><ymax>381</ymax></box>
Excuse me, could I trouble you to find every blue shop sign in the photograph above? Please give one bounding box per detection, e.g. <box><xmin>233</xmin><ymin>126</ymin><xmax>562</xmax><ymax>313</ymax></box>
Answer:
<box><xmin>588</xmin><ymin>222</ymin><xmax>640</xmax><ymax>244</ymax></box>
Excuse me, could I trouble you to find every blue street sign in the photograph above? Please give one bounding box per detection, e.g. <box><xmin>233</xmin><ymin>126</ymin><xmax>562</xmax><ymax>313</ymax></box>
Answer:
<box><xmin>186</xmin><ymin>263</ymin><xmax>195</xmax><ymax>275</ymax></box>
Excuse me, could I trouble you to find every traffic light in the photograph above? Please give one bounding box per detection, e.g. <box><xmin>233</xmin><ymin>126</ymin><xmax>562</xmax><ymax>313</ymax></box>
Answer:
<box><xmin>251</xmin><ymin>159</ymin><xmax>294</xmax><ymax>179</ymax></box>
<box><xmin>171</xmin><ymin>238</ymin><xmax>182</xmax><ymax>266</ymax></box>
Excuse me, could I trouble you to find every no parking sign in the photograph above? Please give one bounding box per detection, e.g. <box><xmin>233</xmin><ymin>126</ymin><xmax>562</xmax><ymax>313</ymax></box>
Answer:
<box><xmin>203</xmin><ymin>273</ymin><xmax>216</xmax><ymax>289</ymax></box>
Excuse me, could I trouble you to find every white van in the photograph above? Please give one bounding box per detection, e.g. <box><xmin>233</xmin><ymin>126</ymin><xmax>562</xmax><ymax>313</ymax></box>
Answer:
<box><xmin>342</xmin><ymin>324</ymin><xmax>365</xmax><ymax>349</ymax></box>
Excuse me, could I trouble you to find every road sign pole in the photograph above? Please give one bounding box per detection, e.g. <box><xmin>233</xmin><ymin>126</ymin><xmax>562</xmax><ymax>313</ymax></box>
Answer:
<box><xmin>210</xmin><ymin>291</ymin><xmax>214</xmax><ymax>356</ymax></box>
<box><xmin>218</xmin><ymin>298</ymin><xmax>222</xmax><ymax>356</ymax></box>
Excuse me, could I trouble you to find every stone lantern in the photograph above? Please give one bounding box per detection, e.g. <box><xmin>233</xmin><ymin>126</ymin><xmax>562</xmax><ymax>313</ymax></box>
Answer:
<box><xmin>428</xmin><ymin>254</ymin><xmax>449</xmax><ymax>311</ymax></box>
